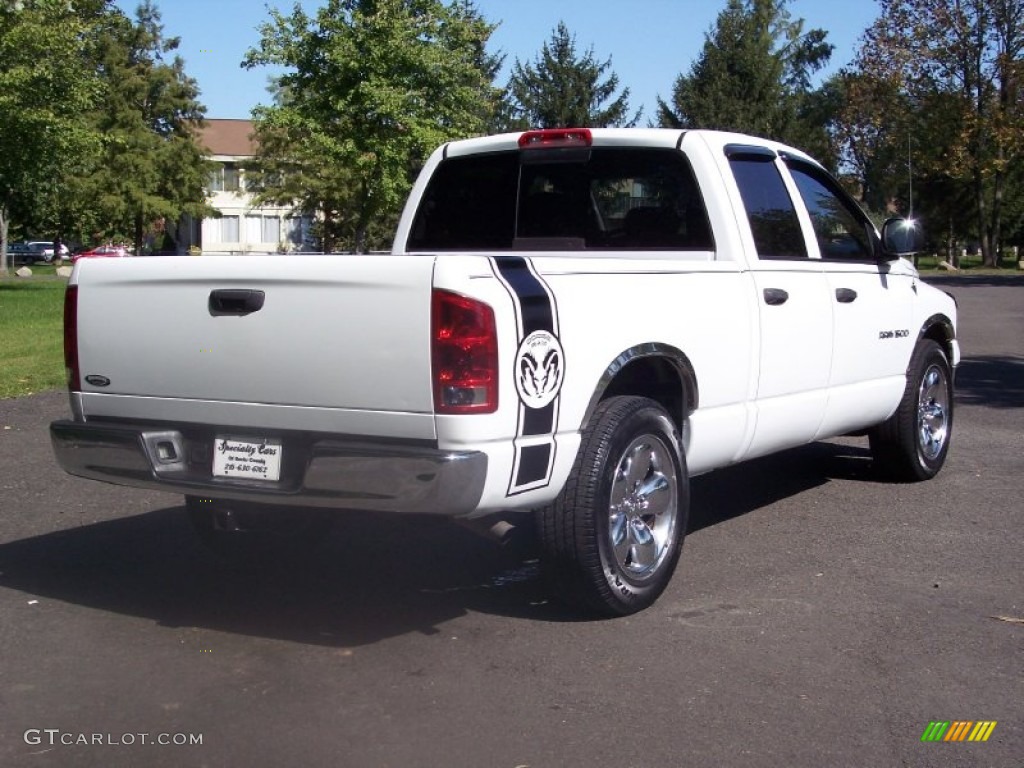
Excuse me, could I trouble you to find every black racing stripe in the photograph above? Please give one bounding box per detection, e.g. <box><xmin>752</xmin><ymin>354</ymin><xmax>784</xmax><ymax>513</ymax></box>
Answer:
<box><xmin>523</xmin><ymin>402</ymin><xmax>555</xmax><ymax>436</ymax></box>
<box><xmin>516</xmin><ymin>444</ymin><xmax>551</xmax><ymax>486</ymax></box>
<box><xmin>491</xmin><ymin>254</ymin><xmax>561</xmax><ymax>495</ymax></box>
<box><xmin>493</xmin><ymin>257</ymin><xmax>554</xmax><ymax>335</ymax></box>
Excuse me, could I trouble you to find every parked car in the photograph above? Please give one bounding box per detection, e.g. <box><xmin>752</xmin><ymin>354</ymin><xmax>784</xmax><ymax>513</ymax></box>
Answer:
<box><xmin>73</xmin><ymin>244</ymin><xmax>128</xmax><ymax>262</ymax></box>
<box><xmin>26</xmin><ymin>241</ymin><xmax>70</xmax><ymax>262</ymax></box>
<box><xmin>6</xmin><ymin>242</ymin><xmax>34</xmax><ymax>264</ymax></box>
<box><xmin>6</xmin><ymin>241</ymin><xmax>67</xmax><ymax>264</ymax></box>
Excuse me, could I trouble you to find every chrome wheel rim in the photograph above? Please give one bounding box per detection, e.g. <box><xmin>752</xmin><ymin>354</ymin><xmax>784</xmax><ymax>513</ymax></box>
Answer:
<box><xmin>917</xmin><ymin>363</ymin><xmax>950</xmax><ymax>461</ymax></box>
<box><xmin>608</xmin><ymin>434</ymin><xmax>678</xmax><ymax>581</ymax></box>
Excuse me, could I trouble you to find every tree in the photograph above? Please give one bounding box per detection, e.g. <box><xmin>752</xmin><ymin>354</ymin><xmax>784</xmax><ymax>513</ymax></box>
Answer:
<box><xmin>852</xmin><ymin>0</ymin><xmax>1024</xmax><ymax>266</ymax></box>
<box><xmin>0</xmin><ymin>0</ymin><xmax>104</xmax><ymax>273</ymax></box>
<box><xmin>243</xmin><ymin>0</ymin><xmax>500</xmax><ymax>253</ymax></box>
<box><xmin>504</xmin><ymin>21</ymin><xmax>639</xmax><ymax>129</ymax></box>
<box><xmin>829</xmin><ymin>70</ymin><xmax>906</xmax><ymax>212</ymax></box>
<box><xmin>657</xmin><ymin>0</ymin><xmax>833</xmax><ymax>155</ymax></box>
<box><xmin>86</xmin><ymin>1</ymin><xmax>213</xmax><ymax>255</ymax></box>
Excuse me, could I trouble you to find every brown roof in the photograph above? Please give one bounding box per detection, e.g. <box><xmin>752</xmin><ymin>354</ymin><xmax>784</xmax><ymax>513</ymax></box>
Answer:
<box><xmin>197</xmin><ymin>119</ymin><xmax>257</xmax><ymax>157</ymax></box>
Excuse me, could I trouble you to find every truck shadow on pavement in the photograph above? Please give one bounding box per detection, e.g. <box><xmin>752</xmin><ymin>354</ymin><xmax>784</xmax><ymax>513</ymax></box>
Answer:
<box><xmin>954</xmin><ymin>355</ymin><xmax>1024</xmax><ymax>409</ymax></box>
<box><xmin>688</xmin><ymin>440</ymin><xmax>874</xmax><ymax>533</ymax></box>
<box><xmin>923</xmin><ymin>274</ymin><xmax>1024</xmax><ymax>288</ymax></box>
<box><xmin>0</xmin><ymin>441</ymin><xmax>876</xmax><ymax>645</ymax></box>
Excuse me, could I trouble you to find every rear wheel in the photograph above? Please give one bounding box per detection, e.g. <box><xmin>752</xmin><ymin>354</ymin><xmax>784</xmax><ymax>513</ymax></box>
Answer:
<box><xmin>869</xmin><ymin>339</ymin><xmax>953</xmax><ymax>481</ymax></box>
<box><xmin>537</xmin><ymin>396</ymin><xmax>688</xmax><ymax>617</ymax></box>
<box><xmin>185</xmin><ymin>496</ymin><xmax>333</xmax><ymax>561</ymax></box>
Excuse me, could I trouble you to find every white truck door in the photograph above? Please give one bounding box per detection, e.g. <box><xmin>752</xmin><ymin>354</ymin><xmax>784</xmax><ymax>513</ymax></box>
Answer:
<box><xmin>783</xmin><ymin>159</ymin><xmax>916</xmax><ymax>437</ymax></box>
<box><xmin>725</xmin><ymin>146</ymin><xmax>832</xmax><ymax>460</ymax></box>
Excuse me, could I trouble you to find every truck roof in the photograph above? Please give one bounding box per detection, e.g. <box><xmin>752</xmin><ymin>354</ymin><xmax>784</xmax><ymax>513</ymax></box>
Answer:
<box><xmin>440</xmin><ymin>128</ymin><xmax>818</xmax><ymax>168</ymax></box>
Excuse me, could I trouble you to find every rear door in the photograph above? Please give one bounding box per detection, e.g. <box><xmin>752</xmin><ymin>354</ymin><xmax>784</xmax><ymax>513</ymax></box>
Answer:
<box><xmin>725</xmin><ymin>145</ymin><xmax>832</xmax><ymax>460</ymax></box>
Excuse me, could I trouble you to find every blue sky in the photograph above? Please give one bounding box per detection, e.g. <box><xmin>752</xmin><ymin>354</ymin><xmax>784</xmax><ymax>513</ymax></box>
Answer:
<box><xmin>113</xmin><ymin>0</ymin><xmax>881</xmax><ymax>122</ymax></box>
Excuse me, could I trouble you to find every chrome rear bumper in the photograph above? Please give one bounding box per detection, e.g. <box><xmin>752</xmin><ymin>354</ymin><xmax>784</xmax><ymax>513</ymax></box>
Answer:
<box><xmin>50</xmin><ymin>420</ymin><xmax>487</xmax><ymax>516</ymax></box>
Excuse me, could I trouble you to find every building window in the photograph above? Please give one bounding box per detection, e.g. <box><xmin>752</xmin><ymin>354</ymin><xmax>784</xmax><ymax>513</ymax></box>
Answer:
<box><xmin>245</xmin><ymin>216</ymin><xmax>262</xmax><ymax>243</ymax></box>
<box><xmin>262</xmin><ymin>216</ymin><xmax>281</xmax><ymax>244</ymax></box>
<box><xmin>220</xmin><ymin>215</ymin><xmax>240</xmax><ymax>242</ymax></box>
<box><xmin>244</xmin><ymin>215</ymin><xmax>283</xmax><ymax>245</ymax></box>
<box><xmin>286</xmin><ymin>216</ymin><xmax>313</xmax><ymax>247</ymax></box>
<box><xmin>209</xmin><ymin>163</ymin><xmax>241</xmax><ymax>192</ymax></box>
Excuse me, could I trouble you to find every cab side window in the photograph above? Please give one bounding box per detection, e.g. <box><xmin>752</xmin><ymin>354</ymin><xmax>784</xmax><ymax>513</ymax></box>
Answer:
<box><xmin>728</xmin><ymin>153</ymin><xmax>807</xmax><ymax>260</ymax></box>
<box><xmin>787</xmin><ymin>162</ymin><xmax>875</xmax><ymax>260</ymax></box>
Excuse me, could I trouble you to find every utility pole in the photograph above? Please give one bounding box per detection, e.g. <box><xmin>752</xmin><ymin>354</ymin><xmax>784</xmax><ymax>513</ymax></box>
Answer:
<box><xmin>908</xmin><ymin>134</ymin><xmax>918</xmax><ymax>267</ymax></box>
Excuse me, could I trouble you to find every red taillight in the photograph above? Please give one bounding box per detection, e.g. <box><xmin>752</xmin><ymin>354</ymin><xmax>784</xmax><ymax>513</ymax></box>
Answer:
<box><xmin>431</xmin><ymin>289</ymin><xmax>498</xmax><ymax>414</ymax></box>
<box><xmin>518</xmin><ymin>128</ymin><xmax>593</xmax><ymax>149</ymax></box>
<box><xmin>63</xmin><ymin>284</ymin><xmax>80</xmax><ymax>391</ymax></box>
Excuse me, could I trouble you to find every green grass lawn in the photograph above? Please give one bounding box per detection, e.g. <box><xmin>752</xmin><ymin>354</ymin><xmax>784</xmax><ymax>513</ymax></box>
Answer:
<box><xmin>914</xmin><ymin>252</ymin><xmax>1020</xmax><ymax>274</ymax></box>
<box><xmin>0</xmin><ymin>276</ymin><xmax>67</xmax><ymax>398</ymax></box>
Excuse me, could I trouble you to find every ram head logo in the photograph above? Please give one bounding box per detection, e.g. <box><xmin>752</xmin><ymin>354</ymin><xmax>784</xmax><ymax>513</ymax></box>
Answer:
<box><xmin>515</xmin><ymin>331</ymin><xmax>565</xmax><ymax>409</ymax></box>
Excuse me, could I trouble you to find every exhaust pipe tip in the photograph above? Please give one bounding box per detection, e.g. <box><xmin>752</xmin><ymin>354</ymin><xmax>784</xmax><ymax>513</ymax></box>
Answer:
<box><xmin>455</xmin><ymin>517</ymin><xmax>518</xmax><ymax>546</ymax></box>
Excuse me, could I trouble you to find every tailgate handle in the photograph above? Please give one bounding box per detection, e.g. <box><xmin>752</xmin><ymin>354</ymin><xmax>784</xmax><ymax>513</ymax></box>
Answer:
<box><xmin>209</xmin><ymin>289</ymin><xmax>265</xmax><ymax>316</ymax></box>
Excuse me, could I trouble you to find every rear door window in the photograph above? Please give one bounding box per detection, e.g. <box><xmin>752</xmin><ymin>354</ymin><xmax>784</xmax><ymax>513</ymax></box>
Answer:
<box><xmin>728</xmin><ymin>153</ymin><xmax>807</xmax><ymax>260</ymax></box>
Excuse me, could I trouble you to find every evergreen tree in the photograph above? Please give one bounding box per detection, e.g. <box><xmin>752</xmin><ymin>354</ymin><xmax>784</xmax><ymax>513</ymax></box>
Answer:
<box><xmin>88</xmin><ymin>1</ymin><xmax>213</xmax><ymax>254</ymax></box>
<box><xmin>658</xmin><ymin>0</ymin><xmax>832</xmax><ymax>152</ymax></box>
<box><xmin>505</xmin><ymin>21</ymin><xmax>639</xmax><ymax>129</ymax></box>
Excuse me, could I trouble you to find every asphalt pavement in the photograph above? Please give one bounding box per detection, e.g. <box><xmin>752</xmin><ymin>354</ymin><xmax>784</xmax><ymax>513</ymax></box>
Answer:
<box><xmin>0</xmin><ymin>275</ymin><xmax>1021</xmax><ymax>768</ymax></box>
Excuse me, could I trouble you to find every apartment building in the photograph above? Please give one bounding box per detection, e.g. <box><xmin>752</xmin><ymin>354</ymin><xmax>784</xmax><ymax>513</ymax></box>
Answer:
<box><xmin>186</xmin><ymin>119</ymin><xmax>311</xmax><ymax>254</ymax></box>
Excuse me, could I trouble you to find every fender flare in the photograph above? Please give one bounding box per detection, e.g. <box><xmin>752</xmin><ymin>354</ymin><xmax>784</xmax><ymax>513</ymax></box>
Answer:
<box><xmin>919</xmin><ymin>313</ymin><xmax>956</xmax><ymax>363</ymax></box>
<box><xmin>581</xmin><ymin>342</ymin><xmax>698</xmax><ymax>431</ymax></box>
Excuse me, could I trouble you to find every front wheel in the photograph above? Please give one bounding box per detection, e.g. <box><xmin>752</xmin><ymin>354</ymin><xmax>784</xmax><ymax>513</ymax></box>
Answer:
<box><xmin>869</xmin><ymin>339</ymin><xmax>954</xmax><ymax>481</ymax></box>
<box><xmin>537</xmin><ymin>396</ymin><xmax>689</xmax><ymax>617</ymax></box>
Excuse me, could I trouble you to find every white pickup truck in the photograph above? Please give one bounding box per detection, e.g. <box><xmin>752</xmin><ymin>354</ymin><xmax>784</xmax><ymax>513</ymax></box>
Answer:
<box><xmin>51</xmin><ymin>128</ymin><xmax>958</xmax><ymax>616</ymax></box>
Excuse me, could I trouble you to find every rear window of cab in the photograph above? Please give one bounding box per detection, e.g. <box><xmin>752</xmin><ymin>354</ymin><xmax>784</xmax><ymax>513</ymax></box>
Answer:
<box><xmin>407</xmin><ymin>148</ymin><xmax>714</xmax><ymax>252</ymax></box>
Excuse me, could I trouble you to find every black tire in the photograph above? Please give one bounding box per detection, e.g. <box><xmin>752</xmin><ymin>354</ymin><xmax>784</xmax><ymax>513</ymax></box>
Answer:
<box><xmin>869</xmin><ymin>339</ymin><xmax>954</xmax><ymax>482</ymax></box>
<box><xmin>536</xmin><ymin>396</ymin><xmax>689</xmax><ymax>617</ymax></box>
<box><xmin>185</xmin><ymin>495</ymin><xmax>334</xmax><ymax>562</ymax></box>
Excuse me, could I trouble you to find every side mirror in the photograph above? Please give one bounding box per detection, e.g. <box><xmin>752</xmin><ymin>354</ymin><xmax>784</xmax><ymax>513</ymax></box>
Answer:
<box><xmin>881</xmin><ymin>217</ymin><xmax>924</xmax><ymax>258</ymax></box>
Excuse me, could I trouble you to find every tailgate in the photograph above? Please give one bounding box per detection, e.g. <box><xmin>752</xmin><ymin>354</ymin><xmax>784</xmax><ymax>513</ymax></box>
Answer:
<box><xmin>73</xmin><ymin>255</ymin><xmax>436</xmax><ymax>420</ymax></box>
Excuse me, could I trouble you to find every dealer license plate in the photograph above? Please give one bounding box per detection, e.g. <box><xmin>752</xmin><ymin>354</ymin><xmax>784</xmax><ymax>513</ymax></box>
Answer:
<box><xmin>212</xmin><ymin>436</ymin><xmax>282</xmax><ymax>482</ymax></box>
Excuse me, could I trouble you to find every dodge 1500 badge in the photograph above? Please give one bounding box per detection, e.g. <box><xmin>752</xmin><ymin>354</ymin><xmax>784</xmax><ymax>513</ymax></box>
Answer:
<box><xmin>52</xmin><ymin>128</ymin><xmax>958</xmax><ymax>616</ymax></box>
